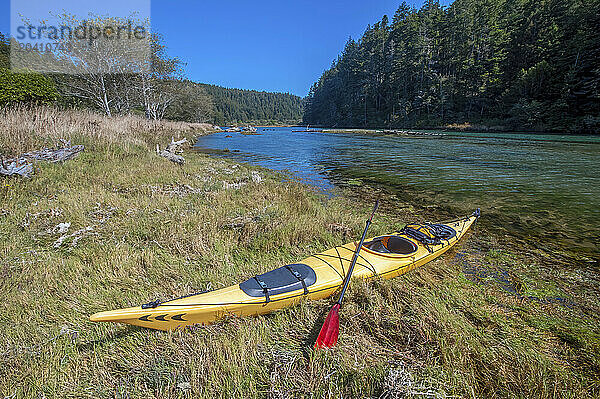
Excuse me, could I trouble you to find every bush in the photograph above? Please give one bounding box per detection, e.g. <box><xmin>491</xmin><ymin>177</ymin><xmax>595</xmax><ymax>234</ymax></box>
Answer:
<box><xmin>0</xmin><ymin>68</ymin><xmax>58</xmax><ymax>106</ymax></box>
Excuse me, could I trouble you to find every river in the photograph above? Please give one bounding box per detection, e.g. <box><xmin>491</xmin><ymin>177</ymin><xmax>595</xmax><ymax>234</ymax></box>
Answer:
<box><xmin>195</xmin><ymin>127</ymin><xmax>600</xmax><ymax>259</ymax></box>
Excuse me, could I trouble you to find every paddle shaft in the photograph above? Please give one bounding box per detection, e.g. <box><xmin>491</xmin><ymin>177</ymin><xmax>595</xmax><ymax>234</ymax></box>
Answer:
<box><xmin>336</xmin><ymin>200</ymin><xmax>379</xmax><ymax>306</ymax></box>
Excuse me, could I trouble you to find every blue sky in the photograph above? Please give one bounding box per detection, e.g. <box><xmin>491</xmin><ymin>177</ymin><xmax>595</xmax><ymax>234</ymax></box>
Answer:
<box><xmin>1</xmin><ymin>0</ymin><xmax>450</xmax><ymax>96</ymax></box>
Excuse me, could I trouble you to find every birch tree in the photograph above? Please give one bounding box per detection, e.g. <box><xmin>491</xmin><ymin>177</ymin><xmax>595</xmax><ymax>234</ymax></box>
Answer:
<box><xmin>139</xmin><ymin>33</ymin><xmax>183</xmax><ymax>120</ymax></box>
<box><xmin>34</xmin><ymin>13</ymin><xmax>151</xmax><ymax>116</ymax></box>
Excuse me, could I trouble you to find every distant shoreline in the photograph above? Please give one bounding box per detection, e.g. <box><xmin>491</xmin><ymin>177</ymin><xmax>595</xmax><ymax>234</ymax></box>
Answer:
<box><xmin>301</xmin><ymin>125</ymin><xmax>600</xmax><ymax>136</ymax></box>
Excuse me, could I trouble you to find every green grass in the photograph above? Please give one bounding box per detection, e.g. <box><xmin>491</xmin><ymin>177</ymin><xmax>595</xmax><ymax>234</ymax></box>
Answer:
<box><xmin>1</xmin><ymin>108</ymin><xmax>598</xmax><ymax>398</ymax></box>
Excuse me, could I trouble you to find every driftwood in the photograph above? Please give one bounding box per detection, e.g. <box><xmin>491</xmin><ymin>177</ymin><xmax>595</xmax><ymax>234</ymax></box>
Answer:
<box><xmin>0</xmin><ymin>160</ymin><xmax>34</xmax><ymax>178</ymax></box>
<box><xmin>53</xmin><ymin>225</ymin><xmax>95</xmax><ymax>248</ymax></box>
<box><xmin>156</xmin><ymin>137</ymin><xmax>187</xmax><ymax>165</ymax></box>
<box><xmin>21</xmin><ymin>140</ymin><xmax>85</xmax><ymax>163</ymax></box>
<box><xmin>1</xmin><ymin>141</ymin><xmax>84</xmax><ymax>178</ymax></box>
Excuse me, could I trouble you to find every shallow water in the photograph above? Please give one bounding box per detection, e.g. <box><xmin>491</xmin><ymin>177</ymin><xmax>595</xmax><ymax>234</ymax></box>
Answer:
<box><xmin>195</xmin><ymin>128</ymin><xmax>600</xmax><ymax>258</ymax></box>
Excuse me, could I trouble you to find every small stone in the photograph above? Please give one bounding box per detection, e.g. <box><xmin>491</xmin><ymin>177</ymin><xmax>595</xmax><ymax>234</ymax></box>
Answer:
<box><xmin>251</xmin><ymin>171</ymin><xmax>262</xmax><ymax>183</ymax></box>
<box><xmin>53</xmin><ymin>222</ymin><xmax>71</xmax><ymax>234</ymax></box>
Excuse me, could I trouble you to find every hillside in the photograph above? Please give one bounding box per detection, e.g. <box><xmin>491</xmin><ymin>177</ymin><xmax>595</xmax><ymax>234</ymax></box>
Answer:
<box><xmin>199</xmin><ymin>84</ymin><xmax>304</xmax><ymax>125</ymax></box>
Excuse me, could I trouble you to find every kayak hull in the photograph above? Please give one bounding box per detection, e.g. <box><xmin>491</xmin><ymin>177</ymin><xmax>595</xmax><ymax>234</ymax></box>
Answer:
<box><xmin>90</xmin><ymin>212</ymin><xmax>478</xmax><ymax>330</ymax></box>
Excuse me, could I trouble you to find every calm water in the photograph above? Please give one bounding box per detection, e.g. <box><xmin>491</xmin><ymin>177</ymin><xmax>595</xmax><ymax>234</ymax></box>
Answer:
<box><xmin>195</xmin><ymin>128</ymin><xmax>600</xmax><ymax>257</ymax></box>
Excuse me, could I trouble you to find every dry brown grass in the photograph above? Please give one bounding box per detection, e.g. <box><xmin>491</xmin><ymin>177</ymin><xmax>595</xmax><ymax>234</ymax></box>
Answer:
<box><xmin>0</xmin><ymin>105</ymin><xmax>215</xmax><ymax>157</ymax></box>
<box><xmin>443</xmin><ymin>122</ymin><xmax>473</xmax><ymax>130</ymax></box>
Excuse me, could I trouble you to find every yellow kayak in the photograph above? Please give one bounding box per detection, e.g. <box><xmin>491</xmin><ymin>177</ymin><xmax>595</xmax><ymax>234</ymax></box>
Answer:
<box><xmin>90</xmin><ymin>210</ymin><xmax>479</xmax><ymax>331</ymax></box>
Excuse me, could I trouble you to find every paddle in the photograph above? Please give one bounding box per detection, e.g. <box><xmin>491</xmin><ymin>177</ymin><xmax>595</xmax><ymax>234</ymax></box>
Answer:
<box><xmin>314</xmin><ymin>199</ymin><xmax>379</xmax><ymax>349</ymax></box>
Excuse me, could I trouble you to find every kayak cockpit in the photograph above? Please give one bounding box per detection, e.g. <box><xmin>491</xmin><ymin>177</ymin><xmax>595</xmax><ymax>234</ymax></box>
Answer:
<box><xmin>363</xmin><ymin>235</ymin><xmax>418</xmax><ymax>255</ymax></box>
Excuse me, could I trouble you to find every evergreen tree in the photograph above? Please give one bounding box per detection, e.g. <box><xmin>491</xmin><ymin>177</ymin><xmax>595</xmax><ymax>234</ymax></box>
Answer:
<box><xmin>303</xmin><ymin>0</ymin><xmax>600</xmax><ymax>132</ymax></box>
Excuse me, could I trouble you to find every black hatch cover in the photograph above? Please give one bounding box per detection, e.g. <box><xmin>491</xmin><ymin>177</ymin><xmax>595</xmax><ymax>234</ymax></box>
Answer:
<box><xmin>239</xmin><ymin>263</ymin><xmax>317</xmax><ymax>298</ymax></box>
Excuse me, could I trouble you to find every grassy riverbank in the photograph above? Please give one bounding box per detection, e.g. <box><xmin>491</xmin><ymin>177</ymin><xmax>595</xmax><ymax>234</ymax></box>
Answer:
<box><xmin>1</xmin><ymin>108</ymin><xmax>598</xmax><ymax>398</ymax></box>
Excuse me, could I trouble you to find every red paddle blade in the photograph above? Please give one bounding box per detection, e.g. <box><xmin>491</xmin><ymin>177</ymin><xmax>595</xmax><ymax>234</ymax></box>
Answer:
<box><xmin>314</xmin><ymin>303</ymin><xmax>340</xmax><ymax>349</ymax></box>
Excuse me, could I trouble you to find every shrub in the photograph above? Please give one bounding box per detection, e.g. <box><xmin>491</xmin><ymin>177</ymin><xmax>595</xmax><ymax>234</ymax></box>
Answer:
<box><xmin>0</xmin><ymin>68</ymin><xmax>59</xmax><ymax>106</ymax></box>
